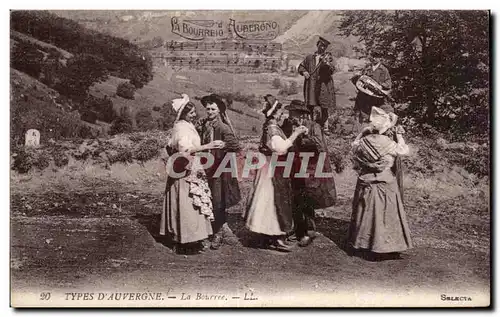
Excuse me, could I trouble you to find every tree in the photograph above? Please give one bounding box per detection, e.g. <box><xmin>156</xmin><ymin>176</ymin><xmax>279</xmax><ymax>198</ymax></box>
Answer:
<box><xmin>11</xmin><ymin>41</ymin><xmax>44</xmax><ymax>78</ymax></box>
<box><xmin>116</xmin><ymin>81</ymin><xmax>136</xmax><ymax>99</ymax></box>
<box><xmin>56</xmin><ymin>53</ymin><xmax>109</xmax><ymax>99</ymax></box>
<box><xmin>41</xmin><ymin>48</ymin><xmax>64</xmax><ymax>87</ymax></box>
<box><xmin>339</xmin><ymin>10</ymin><xmax>489</xmax><ymax>136</ymax></box>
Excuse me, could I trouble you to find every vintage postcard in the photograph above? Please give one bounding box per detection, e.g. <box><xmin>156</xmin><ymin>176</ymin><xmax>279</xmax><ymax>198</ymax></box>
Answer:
<box><xmin>10</xmin><ymin>9</ymin><xmax>490</xmax><ymax>308</ymax></box>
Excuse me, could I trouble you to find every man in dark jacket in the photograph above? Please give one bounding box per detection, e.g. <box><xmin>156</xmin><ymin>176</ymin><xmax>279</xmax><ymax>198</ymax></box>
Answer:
<box><xmin>198</xmin><ymin>94</ymin><xmax>242</xmax><ymax>250</ymax></box>
<box><xmin>284</xmin><ymin>100</ymin><xmax>337</xmax><ymax>247</ymax></box>
<box><xmin>352</xmin><ymin>51</ymin><xmax>392</xmax><ymax>123</ymax></box>
<box><xmin>298</xmin><ymin>36</ymin><xmax>336</xmax><ymax>134</ymax></box>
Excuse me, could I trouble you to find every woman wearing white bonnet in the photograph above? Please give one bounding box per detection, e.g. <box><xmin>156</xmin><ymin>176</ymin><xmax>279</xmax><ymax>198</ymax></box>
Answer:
<box><xmin>160</xmin><ymin>93</ymin><xmax>225</xmax><ymax>254</ymax></box>
<box><xmin>347</xmin><ymin>106</ymin><xmax>412</xmax><ymax>261</ymax></box>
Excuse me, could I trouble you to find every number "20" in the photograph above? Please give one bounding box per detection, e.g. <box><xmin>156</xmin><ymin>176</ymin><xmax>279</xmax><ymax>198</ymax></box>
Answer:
<box><xmin>40</xmin><ymin>292</ymin><xmax>51</xmax><ymax>300</ymax></box>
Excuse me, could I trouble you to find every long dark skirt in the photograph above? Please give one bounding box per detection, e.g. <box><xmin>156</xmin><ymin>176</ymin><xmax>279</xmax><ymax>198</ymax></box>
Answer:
<box><xmin>347</xmin><ymin>169</ymin><xmax>412</xmax><ymax>253</ymax></box>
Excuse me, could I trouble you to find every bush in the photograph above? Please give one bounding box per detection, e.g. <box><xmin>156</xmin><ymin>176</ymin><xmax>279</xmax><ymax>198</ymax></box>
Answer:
<box><xmin>116</xmin><ymin>82</ymin><xmax>136</xmax><ymax>100</ymax></box>
<box><xmin>54</xmin><ymin>153</ymin><xmax>69</xmax><ymax>167</ymax></box>
<box><xmin>34</xmin><ymin>151</ymin><xmax>51</xmax><ymax>170</ymax></box>
<box><xmin>12</xmin><ymin>148</ymin><xmax>36</xmax><ymax>174</ymax></box>
<box><xmin>108</xmin><ymin>146</ymin><xmax>134</xmax><ymax>164</ymax></box>
<box><xmin>110</xmin><ymin>107</ymin><xmax>134</xmax><ymax>135</ymax></box>
<box><xmin>12</xmin><ymin>147</ymin><xmax>51</xmax><ymax>173</ymax></box>
<box><xmin>152</xmin><ymin>106</ymin><xmax>161</xmax><ymax>112</ymax></box>
<box><xmin>280</xmin><ymin>81</ymin><xmax>299</xmax><ymax>96</ymax></box>
<box><xmin>135</xmin><ymin>108</ymin><xmax>158</xmax><ymax>131</ymax></box>
<box><xmin>159</xmin><ymin>103</ymin><xmax>177</xmax><ymax>130</ymax></box>
<box><xmin>133</xmin><ymin>138</ymin><xmax>161</xmax><ymax>162</ymax></box>
<box><xmin>81</xmin><ymin>110</ymin><xmax>98</xmax><ymax>124</ymax></box>
<box><xmin>288</xmin><ymin>81</ymin><xmax>299</xmax><ymax>95</ymax></box>
<box><xmin>272</xmin><ymin>78</ymin><xmax>282</xmax><ymax>89</ymax></box>
<box><xmin>77</xmin><ymin>125</ymin><xmax>100</xmax><ymax>139</ymax></box>
<box><xmin>80</xmin><ymin>95</ymin><xmax>116</xmax><ymax>123</ymax></box>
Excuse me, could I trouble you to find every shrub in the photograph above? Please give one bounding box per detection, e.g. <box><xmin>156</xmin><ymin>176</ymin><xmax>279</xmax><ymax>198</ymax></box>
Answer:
<box><xmin>133</xmin><ymin>138</ymin><xmax>161</xmax><ymax>162</ymax></box>
<box><xmin>116</xmin><ymin>82</ymin><xmax>136</xmax><ymax>100</ymax></box>
<box><xmin>81</xmin><ymin>95</ymin><xmax>116</xmax><ymax>123</ymax></box>
<box><xmin>288</xmin><ymin>81</ymin><xmax>299</xmax><ymax>95</ymax></box>
<box><xmin>272</xmin><ymin>78</ymin><xmax>282</xmax><ymax>89</ymax></box>
<box><xmin>34</xmin><ymin>151</ymin><xmax>50</xmax><ymax>170</ymax></box>
<box><xmin>77</xmin><ymin>125</ymin><xmax>100</xmax><ymax>139</ymax></box>
<box><xmin>159</xmin><ymin>103</ymin><xmax>177</xmax><ymax>130</ymax></box>
<box><xmin>110</xmin><ymin>108</ymin><xmax>134</xmax><ymax>135</ymax></box>
<box><xmin>278</xmin><ymin>81</ymin><xmax>299</xmax><ymax>96</ymax></box>
<box><xmin>54</xmin><ymin>153</ymin><xmax>69</xmax><ymax>167</ymax></box>
<box><xmin>135</xmin><ymin>108</ymin><xmax>158</xmax><ymax>131</ymax></box>
<box><xmin>12</xmin><ymin>148</ymin><xmax>36</xmax><ymax>174</ymax></box>
<box><xmin>152</xmin><ymin>105</ymin><xmax>161</xmax><ymax>112</ymax></box>
<box><xmin>108</xmin><ymin>147</ymin><xmax>134</xmax><ymax>164</ymax></box>
<box><xmin>81</xmin><ymin>110</ymin><xmax>98</xmax><ymax>124</ymax></box>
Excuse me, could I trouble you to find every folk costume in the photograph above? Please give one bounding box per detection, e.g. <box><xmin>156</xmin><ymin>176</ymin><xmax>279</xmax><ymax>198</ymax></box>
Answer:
<box><xmin>285</xmin><ymin>100</ymin><xmax>337</xmax><ymax>246</ymax></box>
<box><xmin>244</xmin><ymin>97</ymin><xmax>298</xmax><ymax>252</ymax></box>
<box><xmin>160</xmin><ymin>94</ymin><xmax>213</xmax><ymax>250</ymax></box>
<box><xmin>352</xmin><ymin>62</ymin><xmax>392</xmax><ymax>123</ymax></box>
<box><xmin>347</xmin><ymin>107</ymin><xmax>412</xmax><ymax>258</ymax></box>
<box><xmin>298</xmin><ymin>36</ymin><xmax>336</xmax><ymax>131</ymax></box>
<box><xmin>198</xmin><ymin>94</ymin><xmax>242</xmax><ymax>248</ymax></box>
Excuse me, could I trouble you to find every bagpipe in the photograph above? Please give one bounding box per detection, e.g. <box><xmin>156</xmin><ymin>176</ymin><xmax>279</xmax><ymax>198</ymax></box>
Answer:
<box><xmin>352</xmin><ymin>74</ymin><xmax>393</xmax><ymax>101</ymax></box>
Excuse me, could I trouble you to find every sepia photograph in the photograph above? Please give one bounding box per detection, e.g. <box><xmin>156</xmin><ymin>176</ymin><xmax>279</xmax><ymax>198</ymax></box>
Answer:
<box><xmin>8</xmin><ymin>8</ymin><xmax>491</xmax><ymax>308</ymax></box>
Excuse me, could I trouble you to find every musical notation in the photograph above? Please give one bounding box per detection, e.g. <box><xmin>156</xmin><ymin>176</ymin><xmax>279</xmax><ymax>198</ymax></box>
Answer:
<box><xmin>163</xmin><ymin>41</ymin><xmax>282</xmax><ymax>53</ymax></box>
<box><xmin>161</xmin><ymin>55</ymin><xmax>281</xmax><ymax>70</ymax></box>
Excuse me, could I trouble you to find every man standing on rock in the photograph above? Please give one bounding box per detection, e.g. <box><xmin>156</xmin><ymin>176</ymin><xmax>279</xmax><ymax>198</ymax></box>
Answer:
<box><xmin>298</xmin><ymin>36</ymin><xmax>336</xmax><ymax>134</ymax></box>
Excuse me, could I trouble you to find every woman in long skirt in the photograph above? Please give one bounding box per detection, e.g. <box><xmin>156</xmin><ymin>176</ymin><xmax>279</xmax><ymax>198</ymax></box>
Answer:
<box><xmin>160</xmin><ymin>94</ymin><xmax>225</xmax><ymax>254</ymax></box>
<box><xmin>244</xmin><ymin>95</ymin><xmax>308</xmax><ymax>252</ymax></box>
<box><xmin>347</xmin><ymin>106</ymin><xmax>412</xmax><ymax>261</ymax></box>
<box><xmin>198</xmin><ymin>94</ymin><xmax>242</xmax><ymax>250</ymax></box>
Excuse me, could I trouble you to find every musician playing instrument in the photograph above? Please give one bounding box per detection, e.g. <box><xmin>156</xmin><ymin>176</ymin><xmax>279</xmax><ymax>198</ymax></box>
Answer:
<box><xmin>352</xmin><ymin>51</ymin><xmax>392</xmax><ymax>124</ymax></box>
<box><xmin>298</xmin><ymin>36</ymin><xmax>336</xmax><ymax>134</ymax></box>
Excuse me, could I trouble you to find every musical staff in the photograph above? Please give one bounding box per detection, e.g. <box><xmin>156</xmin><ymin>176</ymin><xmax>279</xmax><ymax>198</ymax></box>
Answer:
<box><xmin>152</xmin><ymin>39</ymin><xmax>283</xmax><ymax>72</ymax></box>
<box><xmin>163</xmin><ymin>40</ymin><xmax>282</xmax><ymax>53</ymax></box>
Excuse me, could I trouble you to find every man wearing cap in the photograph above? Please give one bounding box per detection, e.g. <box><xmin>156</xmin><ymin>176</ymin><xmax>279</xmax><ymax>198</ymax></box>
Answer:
<box><xmin>284</xmin><ymin>100</ymin><xmax>337</xmax><ymax>247</ymax></box>
<box><xmin>298</xmin><ymin>36</ymin><xmax>336</xmax><ymax>134</ymax></box>
<box><xmin>351</xmin><ymin>51</ymin><xmax>392</xmax><ymax>124</ymax></box>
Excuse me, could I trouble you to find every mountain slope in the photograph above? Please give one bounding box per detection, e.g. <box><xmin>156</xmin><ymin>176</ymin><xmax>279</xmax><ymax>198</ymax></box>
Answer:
<box><xmin>52</xmin><ymin>10</ymin><xmax>307</xmax><ymax>44</ymax></box>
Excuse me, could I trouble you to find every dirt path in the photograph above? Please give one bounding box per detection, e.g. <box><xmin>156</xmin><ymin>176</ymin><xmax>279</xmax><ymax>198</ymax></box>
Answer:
<box><xmin>10</xmin><ymin>188</ymin><xmax>490</xmax><ymax>307</ymax></box>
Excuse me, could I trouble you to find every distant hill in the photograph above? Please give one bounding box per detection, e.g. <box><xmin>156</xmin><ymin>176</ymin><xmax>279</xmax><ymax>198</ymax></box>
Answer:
<box><xmin>52</xmin><ymin>10</ymin><xmax>307</xmax><ymax>44</ymax></box>
<box><xmin>51</xmin><ymin>10</ymin><xmax>361</xmax><ymax>61</ymax></box>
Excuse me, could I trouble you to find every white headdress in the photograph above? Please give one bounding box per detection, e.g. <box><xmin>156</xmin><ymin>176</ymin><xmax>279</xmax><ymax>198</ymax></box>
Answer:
<box><xmin>172</xmin><ymin>94</ymin><xmax>190</xmax><ymax>121</ymax></box>
<box><xmin>369</xmin><ymin>106</ymin><xmax>397</xmax><ymax>134</ymax></box>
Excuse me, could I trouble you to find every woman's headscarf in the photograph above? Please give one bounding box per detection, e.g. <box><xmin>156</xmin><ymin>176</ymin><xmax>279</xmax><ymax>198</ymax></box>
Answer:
<box><xmin>172</xmin><ymin>93</ymin><xmax>191</xmax><ymax>122</ymax></box>
<box><xmin>369</xmin><ymin>106</ymin><xmax>397</xmax><ymax>134</ymax></box>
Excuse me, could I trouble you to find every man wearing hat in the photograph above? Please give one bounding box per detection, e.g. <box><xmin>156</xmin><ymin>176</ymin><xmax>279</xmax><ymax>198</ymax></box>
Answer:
<box><xmin>283</xmin><ymin>100</ymin><xmax>337</xmax><ymax>247</ymax></box>
<box><xmin>351</xmin><ymin>50</ymin><xmax>392</xmax><ymax>124</ymax></box>
<box><xmin>298</xmin><ymin>36</ymin><xmax>337</xmax><ymax>134</ymax></box>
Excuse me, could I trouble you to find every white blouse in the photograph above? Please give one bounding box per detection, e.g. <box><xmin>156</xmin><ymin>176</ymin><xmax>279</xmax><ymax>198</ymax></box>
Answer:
<box><xmin>268</xmin><ymin>135</ymin><xmax>292</xmax><ymax>155</ymax></box>
<box><xmin>169</xmin><ymin>120</ymin><xmax>201</xmax><ymax>153</ymax></box>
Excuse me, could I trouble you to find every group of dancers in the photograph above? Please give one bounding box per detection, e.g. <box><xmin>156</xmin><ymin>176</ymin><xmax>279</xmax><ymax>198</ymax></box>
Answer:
<box><xmin>159</xmin><ymin>35</ymin><xmax>413</xmax><ymax>261</ymax></box>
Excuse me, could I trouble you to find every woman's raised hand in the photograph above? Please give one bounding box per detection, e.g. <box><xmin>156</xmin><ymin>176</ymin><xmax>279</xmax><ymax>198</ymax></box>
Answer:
<box><xmin>295</xmin><ymin>125</ymin><xmax>309</xmax><ymax>135</ymax></box>
<box><xmin>210</xmin><ymin>140</ymin><xmax>226</xmax><ymax>149</ymax></box>
<box><xmin>395</xmin><ymin>125</ymin><xmax>406</xmax><ymax>135</ymax></box>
